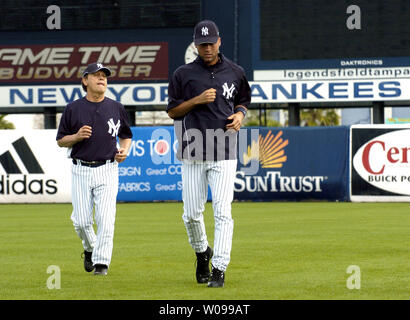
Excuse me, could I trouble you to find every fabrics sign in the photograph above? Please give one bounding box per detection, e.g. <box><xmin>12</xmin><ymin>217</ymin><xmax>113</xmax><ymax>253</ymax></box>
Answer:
<box><xmin>117</xmin><ymin>126</ymin><xmax>182</xmax><ymax>202</ymax></box>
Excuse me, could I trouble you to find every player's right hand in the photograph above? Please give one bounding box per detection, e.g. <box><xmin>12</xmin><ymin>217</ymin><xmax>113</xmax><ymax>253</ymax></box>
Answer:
<box><xmin>197</xmin><ymin>88</ymin><xmax>216</xmax><ymax>104</ymax></box>
<box><xmin>76</xmin><ymin>125</ymin><xmax>92</xmax><ymax>141</ymax></box>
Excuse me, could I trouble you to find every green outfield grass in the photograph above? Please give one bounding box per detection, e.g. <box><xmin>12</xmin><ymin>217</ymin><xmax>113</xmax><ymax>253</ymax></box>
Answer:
<box><xmin>0</xmin><ymin>202</ymin><xmax>409</xmax><ymax>300</ymax></box>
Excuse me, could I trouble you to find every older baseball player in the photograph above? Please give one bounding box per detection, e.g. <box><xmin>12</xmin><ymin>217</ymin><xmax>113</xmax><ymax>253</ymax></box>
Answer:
<box><xmin>167</xmin><ymin>20</ymin><xmax>251</xmax><ymax>287</ymax></box>
<box><xmin>56</xmin><ymin>62</ymin><xmax>132</xmax><ymax>276</ymax></box>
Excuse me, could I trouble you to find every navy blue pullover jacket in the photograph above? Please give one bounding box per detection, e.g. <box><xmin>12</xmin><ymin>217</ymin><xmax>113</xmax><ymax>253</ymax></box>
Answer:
<box><xmin>167</xmin><ymin>53</ymin><xmax>251</xmax><ymax>161</ymax></box>
<box><xmin>57</xmin><ymin>97</ymin><xmax>132</xmax><ymax>162</ymax></box>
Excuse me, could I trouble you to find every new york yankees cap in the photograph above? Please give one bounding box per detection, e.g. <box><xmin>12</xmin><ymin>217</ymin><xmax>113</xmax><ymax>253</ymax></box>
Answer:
<box><xmin>82</xmin><ymin>62</ymin><xmax>111</xmax><ymax>77</ymax></box>
<box><xmin>193</xmin><ymin>20</ymin><xmax>220</xmax><ymax>45</ymax></box>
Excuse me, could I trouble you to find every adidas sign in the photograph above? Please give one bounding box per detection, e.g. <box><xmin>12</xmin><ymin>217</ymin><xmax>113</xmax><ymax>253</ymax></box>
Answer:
<box><xmin>0</xmin><ymin>174</ymin><xmax>57</xmax><ymax>195</ymax></box>
<box><xmin>0</xmin><ymin>130</ymin><xmax>72</xmax><ymax>203</ymax></box>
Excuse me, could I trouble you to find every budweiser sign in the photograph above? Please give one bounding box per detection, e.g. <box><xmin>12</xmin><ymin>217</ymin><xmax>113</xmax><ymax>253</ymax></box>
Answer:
<box><xmin>0</xmin><ymin>42</ymin><xmax>168</xmax><ymax>83</ymax></box>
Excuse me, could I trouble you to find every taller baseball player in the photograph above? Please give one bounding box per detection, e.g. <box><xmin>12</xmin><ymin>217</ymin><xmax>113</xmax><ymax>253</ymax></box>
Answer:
<box><xmin>56</xmin><ymin>62</ymin><xmax>132</xmax><ymax>276</ymax></box>
<box><xmin>167</xmin><ymin>20</ymin><xmax>251</xmax><ymax>287</ymax></box>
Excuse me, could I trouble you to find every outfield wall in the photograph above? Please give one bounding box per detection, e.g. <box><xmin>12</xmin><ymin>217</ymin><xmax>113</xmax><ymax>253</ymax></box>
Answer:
<box><xmin>118</xmin><ymin>126</ymin><xmax>350</xmax><ymax>202</ymax></box>
<box><xmin>1</xmin><ymin>125</ymin><xmax>409</xmax><ymax>203</ymax></box>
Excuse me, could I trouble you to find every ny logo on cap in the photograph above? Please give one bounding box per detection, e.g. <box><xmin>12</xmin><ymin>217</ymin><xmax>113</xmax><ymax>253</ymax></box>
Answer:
<box><xmin>201</xmin><ymin>27</ymin><xmax>209</xmax><ymax>36</ymax></box>
<box><xmin>97</xmin><ymin>63</ymin><xmax>103</xmax><ymax>68</ymax></box>
<box><xmin>222</xmin><ymin>82</ymin><xmax>235</xmax><ymax>99</ymax></box>
<box><xmin>107</xmin><ymin>118</ymin><xmax>121</xmax><ymax>137</ymax></box>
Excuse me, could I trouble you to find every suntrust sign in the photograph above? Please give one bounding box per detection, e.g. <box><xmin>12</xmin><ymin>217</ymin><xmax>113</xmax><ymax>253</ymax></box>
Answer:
<box><xmin>350</xmin><ymin>124</ymin><xmax>410</xmax><ymax>201</ymax></box>
<box><xmin>234</xmin><ymin>127</ymin><xmax>349</xmax><ymax>201</ymax></box>
<box><xmin>0</xmin><ymin>42</ymin><xmax>168</xmax><ymax>83</ymax></box>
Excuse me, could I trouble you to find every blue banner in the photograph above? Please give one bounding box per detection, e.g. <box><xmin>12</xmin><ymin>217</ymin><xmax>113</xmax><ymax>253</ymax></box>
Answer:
<box><xmin>117</xmin><ymin>126</ymin><xmax>182</xmax><ymax>202</ymax></box>
<box><xmin>117</xmin><ymin>126</ymin><xmax>350</xmax><ymax>202</ymax></box>
<box><xmin>235</xmin><ymin>126</ymin><xmax>350</xmax><ymax>201</ymax></box>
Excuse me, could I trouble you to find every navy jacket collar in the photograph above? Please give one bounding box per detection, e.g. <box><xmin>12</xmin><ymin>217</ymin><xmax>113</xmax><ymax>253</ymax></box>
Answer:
<box><xmin>195</xmin><ymin>53</ymin><xmax>224</xmax><ymax>68</ymax></box>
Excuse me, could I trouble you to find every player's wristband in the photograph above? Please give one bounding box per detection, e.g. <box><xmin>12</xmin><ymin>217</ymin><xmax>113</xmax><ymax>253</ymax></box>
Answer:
<box><xmin>235</xmin><ymin>106</ymin><xmax>247</xmax><ymax>117</ymax></box>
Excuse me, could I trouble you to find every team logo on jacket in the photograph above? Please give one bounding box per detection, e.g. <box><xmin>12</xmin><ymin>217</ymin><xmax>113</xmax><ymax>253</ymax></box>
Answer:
<box><xmin>107</xmin><ymin>118</ymin><xmax>121</xmax><ymax>137</ymax></box>
<box><xmin>222</xmin><ymin>82</ymin><xmax>235</xmax><ymax>99</ymax></box>
<box><xmin>242</xmin><ymin>130</ymin><xmax>289</xmax><ymax>168</ymax></box>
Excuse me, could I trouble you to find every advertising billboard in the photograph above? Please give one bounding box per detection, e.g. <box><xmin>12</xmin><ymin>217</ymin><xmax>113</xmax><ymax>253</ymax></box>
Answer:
<box><xmin>350</xmin><ymin>124</ymin><xmax>410</xmax><ymax>201</ymax></box>
<box><xmin>0</xmin><ymin>126</ymin><xmax>351</xmax><ymax>203</ymax></box>
<box><xmin>117</xmin><ymin>126</ymin><xmax>182</xmax><ymax>202</ymax></box>
<box><xmin>235</xmin><ymin>126</ymin><xmax>349</xmax><ymax>201</ymax></box>
<box><xmin>0</xmin><ymin>130</ymin><xmax>71</xmax><ymax>203</ymax></box>
<box><xmin>118</xmin><ymin>126</ymin><xmax>350</xmax><ymax>202</ymax></box>
<box><xmin>0</xmin><ymin>42</ymin><xmax>168</xmax><ymax>84</ymax></box>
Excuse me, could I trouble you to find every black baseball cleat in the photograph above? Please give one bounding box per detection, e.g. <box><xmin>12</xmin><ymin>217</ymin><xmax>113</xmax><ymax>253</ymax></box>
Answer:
<box><xmin>82</xmin><ymin>250</ymin><xmax>94</xmax><ymax>272</ymax></box>
<box><xmin>94</xmin><ymin>264</ymin><xmax>108</xmax><ymax>276</ymax></box>
<box><xmin>195</xmin><ymin>246</ymin><xmax>213</xmax><ymax>283</ymax></box>
<box><xmin>208</xmin><ymin>266</ymin><xmax>225</xmax><ymax>288</ymax></box>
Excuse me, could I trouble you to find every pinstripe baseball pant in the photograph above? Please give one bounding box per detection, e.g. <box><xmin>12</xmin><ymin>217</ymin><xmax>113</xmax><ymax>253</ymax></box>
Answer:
<box><xmin>182</xmin><ymin>159</ymin><xmax>237</xmax><ymax>272</ymax></box>
<box><xmin>70</xmin><ymin>161</ymin><xmax>119</xmax><ymax>267</ymax></box>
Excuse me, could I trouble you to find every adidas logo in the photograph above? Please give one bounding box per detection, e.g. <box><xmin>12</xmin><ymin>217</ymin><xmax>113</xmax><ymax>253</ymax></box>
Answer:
<box><xmin>0</xmin><ymin>137</ymin><xmax>44</xmax><ymax>174</ymax></box>
<box><xmin>0</xmin><ymin>137</ymin><xmax>57</xmax><ymax>195</ymax></box>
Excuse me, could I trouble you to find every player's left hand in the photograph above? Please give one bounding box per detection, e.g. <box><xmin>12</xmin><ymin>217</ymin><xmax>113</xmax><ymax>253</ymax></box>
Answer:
<box><xmin>226</xmin><ymin>112</ymin><xmax>244</xmax><ymax>131</ymax></box>
<box><xmin>115</xmin><ymin>148</ymin><xmax>128</xmax><ymax>163</ymax></box>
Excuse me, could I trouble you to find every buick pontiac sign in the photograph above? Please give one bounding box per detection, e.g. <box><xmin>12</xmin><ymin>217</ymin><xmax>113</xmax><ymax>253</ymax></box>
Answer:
<box><xmin>350</xmin><ymin>124</ymin><xmax>410</xmax><ymax>201</ymax></box>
